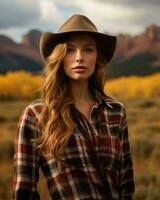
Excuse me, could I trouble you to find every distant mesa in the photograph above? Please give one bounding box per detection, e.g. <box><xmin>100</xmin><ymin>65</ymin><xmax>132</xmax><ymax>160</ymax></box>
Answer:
<box><xmin>115</xmin><ymin>24</ymin><xmax>160</xmax><ymax>59</ymax></box>
<box><xmin>21</xmin><ymin>29</ymin><xmax>41</xmax><ymax>49</ymax></box>
<box><xmin>0</xmin><ymin>29</ymin><xmax>43</xmax><ymax>74</ymax></box>
<box><xmin>0</xmin><ymin>25</ymin><xmax>160</xmax><ymax>77</ymax></box>
<box><xmin>109</xmin><ymin>24</ymin><xmax>160</xmax><ymax>78</ymax></box>
<box><xmin>0</xmin><ymin>35</ymin><xmax>17</xmax><ymax>46</ymax></box>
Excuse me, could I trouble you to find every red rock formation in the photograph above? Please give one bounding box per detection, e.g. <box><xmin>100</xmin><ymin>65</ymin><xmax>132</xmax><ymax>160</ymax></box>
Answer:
<box><xmin>21</xmin><ymin>30</ymin><xmax>41</xmax><ymax>49</ymax></box>
<box><xmin>115</xmin><ymin>24</ymin><xmax>160</xmax><ymax>61</ymax></box>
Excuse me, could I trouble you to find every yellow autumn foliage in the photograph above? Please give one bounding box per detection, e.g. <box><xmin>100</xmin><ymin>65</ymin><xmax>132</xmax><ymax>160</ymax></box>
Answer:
<box><xmin>104</xmin><ymin>73</ymin><xmax>160</xmax><ymax>98</ymax></box>
<box><xmin>0</xmin><ymin>71</ymin><xmax>160</xmax><ymax>99</ymax></box>
<box><xmin>0</xmin><ymin>71</ymin><xmax>43</xmax><ymax>99</ymax></box>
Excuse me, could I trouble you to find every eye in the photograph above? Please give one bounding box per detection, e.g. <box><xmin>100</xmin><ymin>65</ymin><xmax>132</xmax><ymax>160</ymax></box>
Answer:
<box><xmin>67</xmin><ymin>47</ymin><xmax>75</xmax><ymax>53</ymax></box>
<box><xmin>84</xmin><ymin>48</ymin><xmax>94</xmax><ymax>52</ymax></box>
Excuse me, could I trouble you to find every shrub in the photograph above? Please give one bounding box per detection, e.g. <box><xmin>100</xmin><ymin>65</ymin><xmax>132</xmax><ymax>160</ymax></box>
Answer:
<box><xmin>134</xmin><ymin>185</ymin><xmax>147</xmax><ymax>200</ymax></box>
<box><xmin>136</xmin><ymin>99</ymin><xmax>155</xmax><ymax>108</ymax></box>
<box><xmin>151</xmin><ymin>147</ymin><xmax>160</xmax><ymax>166</ymax></box>
<box><xmin>0</xmin><ymin>116</ymin><xmax>7</xmax><ymax>123</ymax></box>
<box><xmin>146</xmin><ymin>185</ymin><xmax>160</xmax><ymax>200</ymax></box>
<box><xmin>0</xmin><ymin>140</ymin><xmax>14</xmax><ymax>160</ymax></box>
<box><xmin>132</xmin><ymin>136</ymin><xmax>157</xmax><ymax>159</ymax></box>
<box><xmin>136</xmin><ymin>173</ymin><xmax>156</xmax><ymax>186</ymax></box>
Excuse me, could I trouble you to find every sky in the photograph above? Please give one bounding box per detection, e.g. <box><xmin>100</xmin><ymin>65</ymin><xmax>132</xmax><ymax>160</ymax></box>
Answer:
<box><xmin>0</xmin><ymin>0</ymin><xmax>159</xmax><ymax>42</ymax></box>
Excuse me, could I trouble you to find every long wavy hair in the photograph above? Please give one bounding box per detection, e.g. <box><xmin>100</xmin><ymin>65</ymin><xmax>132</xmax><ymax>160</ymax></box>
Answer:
<box><xmin>37</xmin><ymin>36</ymin><xmax>107</xmax><ymax>166</ymax></box>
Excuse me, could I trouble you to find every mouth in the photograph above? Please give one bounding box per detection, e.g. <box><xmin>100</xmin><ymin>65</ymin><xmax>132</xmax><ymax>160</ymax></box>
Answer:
<box><xmin>72</xmin><ymin>65</ymin><xmax>88</xmax><ymax>70</ymax></box>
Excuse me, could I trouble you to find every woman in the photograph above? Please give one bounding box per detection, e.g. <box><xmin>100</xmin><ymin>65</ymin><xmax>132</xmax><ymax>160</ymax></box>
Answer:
<box><xmin>12</xmin><ymin>14</ymin><xmax>135</xmax><ymax>199</ymax></box>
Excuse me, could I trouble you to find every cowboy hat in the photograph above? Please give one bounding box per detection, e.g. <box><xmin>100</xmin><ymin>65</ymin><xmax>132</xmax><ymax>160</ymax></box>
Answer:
<box><xmin>39</xmin><ymin>14</ymin><xmax>117</xmax><ymax>63</ymax></box>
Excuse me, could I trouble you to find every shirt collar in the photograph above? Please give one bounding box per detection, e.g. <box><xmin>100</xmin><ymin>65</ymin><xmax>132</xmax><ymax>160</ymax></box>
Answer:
<box><xmin>91</xmin><ymin>88</ymin><xmax>114</xmax><ymax>109</ymax></box>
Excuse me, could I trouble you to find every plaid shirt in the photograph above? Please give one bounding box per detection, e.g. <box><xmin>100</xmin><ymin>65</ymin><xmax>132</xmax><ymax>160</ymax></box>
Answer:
<box><xmin>12</xmin><ymin>92</ymin><xmax>135</xmax><ymax>200</ymax></box>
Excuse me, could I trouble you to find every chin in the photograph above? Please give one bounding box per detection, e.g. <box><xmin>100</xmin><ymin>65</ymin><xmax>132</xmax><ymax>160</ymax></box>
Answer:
<box><xmin>72</xmin><ymin>75</ymin><xmax>90</xmax><ymax>80</ymax></box>
<box><xmin>72</xmin><ymin>73</ymin><xmax>92</xmax><ymax>80</ymax></box>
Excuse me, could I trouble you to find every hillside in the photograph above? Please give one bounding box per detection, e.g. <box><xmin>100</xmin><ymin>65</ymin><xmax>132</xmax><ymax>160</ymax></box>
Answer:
<box><xmin>109</xmin><ymin>24</ymin><xmax>160</xmax><ymax>78</ymax></box>
<box><xmin>0</xmin><ymin>25</ymin><xmax>160</xmax><ymax>77</ymax></box>
<box><xmin>0</xmin><ymin>30</ymin><xmax>43</xmax><ymax>74</ymax></box>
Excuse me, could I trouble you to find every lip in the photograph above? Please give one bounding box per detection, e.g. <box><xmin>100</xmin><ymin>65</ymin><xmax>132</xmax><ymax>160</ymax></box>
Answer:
<box><xmin>72</xmin><ymin>65</ymin><xmax>88</xmax><ymax>70</ymax></box>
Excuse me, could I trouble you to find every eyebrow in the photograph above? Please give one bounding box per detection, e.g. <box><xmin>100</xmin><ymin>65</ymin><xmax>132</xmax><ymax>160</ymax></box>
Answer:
<box><xmin>67</xmin><ymin>43</ymin><xmax>96</xmax><ymax>47</ymax></box>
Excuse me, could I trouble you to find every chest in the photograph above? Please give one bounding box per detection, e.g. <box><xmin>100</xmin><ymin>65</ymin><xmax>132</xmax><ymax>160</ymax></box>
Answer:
<box><xmin>68</xmin><ymin>107</ymin><xmax>122</xmax><ymax>162</ymax></box>
<box><xmin>75</xmin><ymin>102</ymin><xmax>95</xmax><ymax>121</ymax></box>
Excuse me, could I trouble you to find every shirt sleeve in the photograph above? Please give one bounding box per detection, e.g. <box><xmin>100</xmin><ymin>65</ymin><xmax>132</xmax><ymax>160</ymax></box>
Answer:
<box><xmin>119</xmin><ymin>107</ymin><xmax>135</xmax><ymax>200</ymax></box>
<box><xmin>12</xmin><ymin>106</ymin><xmax>40</xmax><ymax>200</ymax></box>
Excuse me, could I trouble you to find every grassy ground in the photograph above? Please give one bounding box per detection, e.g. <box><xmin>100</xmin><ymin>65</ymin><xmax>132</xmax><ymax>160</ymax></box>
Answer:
<box><xmin>0</xmin><ymin>98</ymin><xmax>160</xmax><ymax>200</ymax></box>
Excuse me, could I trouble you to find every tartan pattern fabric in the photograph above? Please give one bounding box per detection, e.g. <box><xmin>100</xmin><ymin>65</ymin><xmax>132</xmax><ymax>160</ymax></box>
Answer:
<box><xmin>12</xmin><ymin>93</ymin><xmax>135</xmax><ymax>200</ymax></box>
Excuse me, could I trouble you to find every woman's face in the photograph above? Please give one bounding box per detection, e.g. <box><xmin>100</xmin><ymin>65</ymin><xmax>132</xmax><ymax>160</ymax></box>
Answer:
<box><xmin>62</xmin><ymin>33</ymin><xmax>97</xmax><ymax>81</ymax></box>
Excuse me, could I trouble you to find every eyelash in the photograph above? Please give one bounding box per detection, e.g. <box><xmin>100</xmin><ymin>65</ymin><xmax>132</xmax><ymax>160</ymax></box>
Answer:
<box><xmin>66</xmin><ymin>48</ymin><xmax>94</xmax><ymax>53</ymax></box>
<box><xmin>67</xmin><ymin>48</ymin><xmax>75</xmax><ymax>53</ymax></box>
<box><xmin>84</xmin><ymin>48</ymin><xmax>93</xmax><ymax>52</ymax></box>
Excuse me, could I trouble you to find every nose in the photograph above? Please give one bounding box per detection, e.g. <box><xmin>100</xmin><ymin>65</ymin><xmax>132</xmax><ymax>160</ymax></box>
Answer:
<box><xmin>75</xmin><ymin>49</ymin><xmax>84</xmax><ymax>63</ymax></box>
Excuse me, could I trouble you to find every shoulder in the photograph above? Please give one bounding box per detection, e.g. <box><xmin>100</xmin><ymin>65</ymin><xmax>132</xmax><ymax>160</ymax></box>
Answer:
<box><xmin>101</xmin><ymin>94</ymin><xmax>128</xmax><ymax>127</ymax></box>
<box><xmin>102</xmin><ymin>94</ymin><xmax>125</xmax><ymax>113</ymax></box>
<box><xmin>27</xmin><ymin>99</ymin><xmax>43</xmax><ymax>117</ymax></box>
<box><xmin>17</xmin><ymin>100</ymin><xmax>43</xmax><ymax>141</ymax></box>
<box><xmin>20</xmin><ymin>99</ymin><xmax>43</xmax><ymax>123</ymax></box>
<box><xmin>93</xmin><ymin>88</ymin><xmax>125</xmax><ymax>112</ymax></box>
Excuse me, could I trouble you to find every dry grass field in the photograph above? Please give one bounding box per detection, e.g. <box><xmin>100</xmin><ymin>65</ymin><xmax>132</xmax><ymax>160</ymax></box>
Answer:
<box><xmin>0</xmin><ymin>97</ymin><xmax>160</xmax><ymax>200</ymax></box>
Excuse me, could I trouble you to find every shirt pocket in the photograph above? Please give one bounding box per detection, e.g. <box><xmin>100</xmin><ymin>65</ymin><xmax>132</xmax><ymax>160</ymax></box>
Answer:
<box><xmin>100</xmin><ymin>121</ymin><xmax>120</xmax><ymax>137</ymax></box>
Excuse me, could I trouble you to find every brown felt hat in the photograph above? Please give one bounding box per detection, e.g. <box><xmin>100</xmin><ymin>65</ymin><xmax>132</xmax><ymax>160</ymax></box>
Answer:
<box><xmin>39</xmin><ymin>14</ymin><xmax>117</xmax><ymax>63</ymax></box>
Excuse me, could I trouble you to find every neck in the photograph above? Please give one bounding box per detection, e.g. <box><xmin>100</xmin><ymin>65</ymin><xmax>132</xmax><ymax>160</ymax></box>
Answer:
<box><xmin>69</xmin><ymin>79</ymin><xmax>92</xmax><ymax>103</ymax></box>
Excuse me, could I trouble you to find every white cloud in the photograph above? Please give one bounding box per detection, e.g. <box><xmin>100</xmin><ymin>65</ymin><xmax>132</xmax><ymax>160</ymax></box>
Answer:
<box><xmin>65</xmin><ymin>0</ymin><xmax>140</xmax><ymax>34</ymax></box>
<box><xmin>0</xmin><ymin>0</ymin><xmax>159</xmax><ymax>41</ymax></box>
<box><xmin>90</xmin><ymin>0</ymin><xmax>160</xmax><ymax>8</ymax></box>
<box><xmin>0</xmin><ymin>0</ymin><xmax>40</xmax><ymax>28</ymax></box>
<box><xmin>54</xmin><ymin>0</ymin><xmax>78</xmax><ymax>8</ymax></box>
<box><xmin>39</xmin><ymin>0</ymin><xmax>64</xmax><ymax>27</ymax></box>
<box><xmin>0</xmin><ymin>27</ymin><xmax>30</xmax><ymax>42</ymax></box>
<box><xmin>68</xmin><ymin>0</ymin><xmax>160</xmax><ymax>35</ymax></box>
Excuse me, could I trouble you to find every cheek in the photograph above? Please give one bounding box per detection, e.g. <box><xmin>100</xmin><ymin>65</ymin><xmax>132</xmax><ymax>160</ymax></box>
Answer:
<box><xmin>62</xmin><ymin>57</ymin><xmax>70</xmax><ymax>72</ymax></box>
<box><xmin>88</xmin><ymin>56</ymin><xmax>97</xmax><ymax>68</ymax></box>
<box><xmin>62</xmin><ymin>56</ymin><xmax>74</xmax><ymax>71</ymax></box>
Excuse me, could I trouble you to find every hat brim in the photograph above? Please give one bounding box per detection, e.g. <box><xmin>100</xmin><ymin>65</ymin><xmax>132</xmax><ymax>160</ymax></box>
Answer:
<box><xmin>39</xmin><ymin>30</ymin><xmax>117</xmax><ymax>63</ymax></box>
